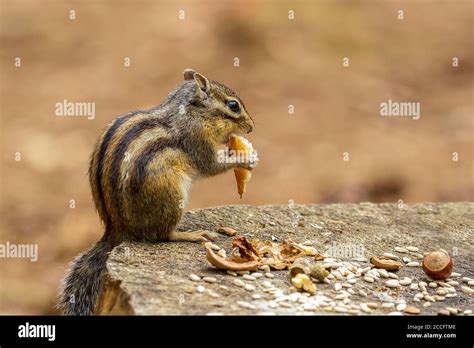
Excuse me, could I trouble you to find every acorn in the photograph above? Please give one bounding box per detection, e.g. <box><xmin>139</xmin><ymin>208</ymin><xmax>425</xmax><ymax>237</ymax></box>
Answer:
<box><xmin>422</xmin><ymin>250</ymin><xmax>453</xmax><ymax>280</ymax></box>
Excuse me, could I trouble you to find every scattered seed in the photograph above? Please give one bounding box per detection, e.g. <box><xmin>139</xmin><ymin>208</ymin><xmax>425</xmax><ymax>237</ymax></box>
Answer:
<box><xmin>406</xmin><ymin>246</ymin><xmax>419</xmax><ymax>252</ymax></box>
<box><xmin>364</xmin><ymin>276</ymin><xmax>375</xmax><ymax>283</ymax></box>
<box><xmin>414</xmin><ymin>293</ymin><xmax>424</xmax><ymax>300</ymax></box>
<box><xmin>334</xmin><ymin>283</ymin><xmax>342</xmax><ymax>291</ymax></box>
<box><xmin>429</xmin><ymin>282</ymin><xmax>437</xmax><ymax>288</ymax></box>
<box><xmin>244</xmin><ymin>284</ymin><xmax>255</xmax><ymax>291</ymax></box>
<box><xmin>334</xmin><ymin>306</ymin><xmax>348</xmax><ymax>313</ymax></box>
<box><xmin>395</xmin><ymin>247</ymin><xmax>408</xmax><ymax>253</ymax></box>
<box><xmin>217</xmin><ymin>249</ymin><xmax>227</xmax><ymax>258</ymax></box>
<box><xmin>207</xmin><ymin>290</ymin><xmax>220</xmax><ymax>298</ymax></box>
<box><xmin>399</xmin><ymin>277</ymin><xmax>412</xmax><ymax>286</ymax></box>
<box><xmin>464</xmin><ymin>309</ymin><xmax>472</xmax><ymax>315</ymax></box>
<box><xmin>382</xmin><ymin>252</ymin><xmax>399</xmax><ymax>260</ymax></box>
<box><xmin>367</xmin><ymin>302</ymin><xmax>378</xmax><ymax>309</ymax></box>
<box><xmin>388</xmin><ymin>273</ymin><xmax>398</xmax><ymax>279</ymax></box>
<box><xmin>436</xmin><ymin>288</ymin><xmax>446</xmax><ymax>295</ymax></box>
<box><xmin>226</xmin><ymin>270</ymin><xmax>238</xmax><ymax>277</ymax></box>
<box><xmin>252</xmin><ymin>294</ymin><xmax>262</xmax><ymax>300</ymax></box>
<box><xmin>406</xmin><ymin>261</ymin><xmax>420</xmax><ymax>267</ymax></box>
<box><xmin>381</xmin><ymin>303</ymin><xmax>395</xmax><ymax>309</ymax></box>
<box><xmin>360</xmin><ymin>303</ymin><xmax>372</xmax><ymax>313</ymax></box>
<box><xmin>358</xmin><ymin>290</ymin><xmax>368</xmax><ymax>297</ymax></box>
<box><xmin>259</xmin><ymin>265</ymin><xmax>270</xmax><ymax>272</ymax></box>
<box><xmin>347</xmin><ymin>288</ymin><xmax>355</xmax><ymax>295</ymax></box>
<box><xmin>237</xmin><ymin>301</ymin><xmax>255</xmax><ymax>309</ymax></box>
<box><xmin>233</xmin><ymin>279</ymin><xmax>245</xmax><ymax>287</ymax></box>
<box><xmin>433</xmin><ymin>295</ymin><xmax>445</xmax><ymax>301</ymax></box>
<box><xmin>388</xmin><ymin>312</ymin><xmax>403</xmax><ymax>316</ymax></box>
<box><xmin>243</xmin><ymin>275</ymin><xmax>256</xmax><ymax>281</ymax></box>
<box><xmin>396</xmin><ymin>303</ymin><xmax>407</xmax><ymax>311</ymax></box>
<box><xmin>424</xmin><ymin>295</ymin><xmax>436</xmax><ymax>302</ymax></box>
<box><xmin>450</xmin><ymin>272</ymin><xmax>461</xmax><ymax>278</ymax></box>
<box><xmin>197</xmin><ymin>285</ymin><xmax>205</xmax><ymax>293</ymax></box>
<box><xmin>404</xmin><ymin>306</ymin><xmax>420</xmax><ymax>314</ymax></box>
<box><xmin>278</xmin><ymin>302</ymin><xmax>292</xmax><ymax>308</ymax></box>
<box><xmin>423</xmin><ymin>302</ymin><xmax>431</xmax><ymax>308</ymax></box>
<box><xmin>262</xmin><ymin>281</ymin><xmax>272</xmax><ymax>288</ymax></box>
<box><xmin>461</xmin><ymin>286</ymin><xmax>474</xmax><ymax>295</ymax></box>
<box><xmin>265</xmin><ymin>272</ymin><xmax>275</xmax><ymax>278</ymax></box>
<box><xmin>410</xmin><ymin>283</ymin><xmax>419</xmax><ymax>290</ymax></box>
<box><xmin>203</xmin><ymin>276</ymin><xmax>217</xmax><ymax>283</ymax></box>
<box><xmin>438</xmin><ymin>309</ymin><xmax>450</xmax><ymax>316</ymax></box>
<box><xmin>189</xmin><ymin>274</ymin><xmax>201</xmax><ymax>282</ymax></box>
<box><xmin>402</xmin><ymin>256</ymin><xmax>411</xmax><ymax>263</ymax></box>
<box><xmin>469</xmin><ymin>280</ymin><xmax>474</xmax><ymax>287</ymax></box>
<box><xmin>251</xmin><ymin>272</ymin><xmax>263</xmax><ymax>279</ymax></box>
<box><xmin>237</xmin><ymin>270</ymin><xmax>250</xmax><ymax>275</ymax></box>
<box><xmin>385</xmin><ymin>279</ymin><xmax>400</xmax><ymax>288</ymax></box>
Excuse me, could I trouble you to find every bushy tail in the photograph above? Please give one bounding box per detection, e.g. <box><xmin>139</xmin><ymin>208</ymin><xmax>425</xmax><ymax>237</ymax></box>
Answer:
<box><xmin>58</xmin><ymin>236</ymin><xmax>113</xmax><ymax>315</ymax></box>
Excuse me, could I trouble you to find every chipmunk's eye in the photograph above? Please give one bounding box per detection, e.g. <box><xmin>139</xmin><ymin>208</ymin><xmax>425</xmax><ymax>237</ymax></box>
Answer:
<box><xmin>227</xmin><ymin>100</ymin><xmax>240</xmax><ymax>113</ymax></box>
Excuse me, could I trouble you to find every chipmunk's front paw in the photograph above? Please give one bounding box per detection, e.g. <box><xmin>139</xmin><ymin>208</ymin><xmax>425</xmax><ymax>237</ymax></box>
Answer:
<box><xmin>169</xmin><ymin>230</ymin><xmax>218</xmax><ymax>243</ymax></box>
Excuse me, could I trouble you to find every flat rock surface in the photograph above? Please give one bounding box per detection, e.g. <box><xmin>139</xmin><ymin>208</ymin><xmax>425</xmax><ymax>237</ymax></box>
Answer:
<box><xmin>95</xmin><ymin>203</ymin><xmax>474</xmax><ymax>315</ymax></box>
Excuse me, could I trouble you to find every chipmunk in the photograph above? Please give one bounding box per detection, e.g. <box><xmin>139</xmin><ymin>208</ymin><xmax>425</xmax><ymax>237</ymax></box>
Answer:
<box><xmin>58</xmin><ymin>69</ymin><xmax>257</xmax><ymax>315</ymax></box>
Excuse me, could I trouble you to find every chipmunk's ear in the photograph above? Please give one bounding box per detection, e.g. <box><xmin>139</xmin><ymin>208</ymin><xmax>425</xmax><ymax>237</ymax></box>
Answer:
<box><xmin>193</xmin><ymin>72</ymin><xmax>211</xmax><ymax>93</ymax></box>
<box><xmin>183</xmin><ymin>69</ymin><xmax>196</xmax><ymax>81</ymax></box>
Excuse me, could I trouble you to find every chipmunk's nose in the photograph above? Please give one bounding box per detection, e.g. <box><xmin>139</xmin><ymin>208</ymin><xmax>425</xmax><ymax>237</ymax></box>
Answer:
<box><xmin>246</xmin><ymin>118</ymin><xmax>255</xmax><ymax>134</ymax></box>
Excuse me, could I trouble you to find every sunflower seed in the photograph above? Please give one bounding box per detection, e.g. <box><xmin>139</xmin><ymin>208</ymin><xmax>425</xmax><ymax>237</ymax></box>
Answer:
<box><xmin>386</xmin><ymin>279</ymin><xmax>400</xmax><ymax>288</ymax></box>
<box><xmin>203</xmin><ymin>277</ymin><xmax>217</xmax><ymax>283</ymax></box>
<box><xmin>364</xmin><ymin>276</ymin><xmax>375</xmax><ymax>283</ymax></box>
<box><xmin>424</xmin><ymin>295</ymin><xmax>436</xmax><ymax>302</ymax></box>
<box><xmin>450</xmin><ymin>272</ymin><xmax>461</xmax><ymax>278</ymax></box>
<box><xmin>406</xmin><ymin>246</ymin><xmax>419</xmax><ymax>252</ymax></box>
<box><xmin>189</xmin><ymin>274</ymin><xmax>201</xmax><ymax>282</ymax></box>
<box><xmin>382</xmin><ymin>303</ymin><xmax>395</xmax><ymax>309</ymax></box>
<box><xmin>382</xmin><ymin>252</ymin><xmax>399</xmax><ymax>260</ymax></box>
<box><xmin>244</xmin><ymin>284</ymin><xmax>255</xmax><ymax>291</ymax></box>
<box><xmin>399</xmin><ymin>277</ymin><xmax>412</xmax><ymax>286</ymax></box>
<box><xmin>233</xmin><ymin>279</ymin><xmax>245</xmax><ymax>287</ymax></box>
<box><xmin>406</xmin><ymin>262</ymin><xmax>420</xmax><ymax>267</ymax></box>
<box><xmin>265</xmin><ymin>272</ymin><xmax>275</xmax><ymax>278</ymax></box>
<box><xmin>251</xmin><ymin>272</ymin><xmax>263</xmax><ymax>279</ymax></box>
<box><xmin>334</xmin><ymin>306</ymin><xmax>348</xmax><ymax>313</ymax></box>
<box><xmin>404</xmin><ymin>306</ymin><xmax>420</xmax><ymax>314</ymax></box>
<box><xmin>262</xmin><ymin>281</ymin><xmax>272</xmax><ymax>288</ymax></box>
<box><xmin>237</xmin><ymin>301</ymin><xmax>255</xmax><ymax>309</ymax></box>
<box><xmin>461</xmin><ymin>286</ymin><xmax>474</xmax><ymax>295</ymax></box>
<box><xmin>388</xmin><ymin>273</ymin><xmax>399</xmax><ymax>279</ymax></box>
<box><xmin>243</xmin><ymin>275</ymin><xmax>256</xmax><ymax>281</ymax></box>
<box><xmin>394</xmin><ymin>247</ymin><xmax>408</xmax><ymax>253</ymax></box>
<box><xmin>207</xmin><ymin>290</ymin><xmax>220</xmax><ymax>298</ymax></box>
<box><xmin>429</xmin><ymin>282</ymin><xmax>438</xmax><ymax>288</ymax></box>
<box><xmin>358</xmin><ymin>289</ymin><xmax>368</xmax><ymax>297</ymax></box>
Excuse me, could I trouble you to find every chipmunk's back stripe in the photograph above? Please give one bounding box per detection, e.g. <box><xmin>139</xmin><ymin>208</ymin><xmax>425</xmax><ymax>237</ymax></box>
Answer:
<box><xmin>129</xmin><ymin>138</ymin><xmax>179</xmax><ymax>193</ymax></box>
<box><xmin>109</xmin><ymin>117</ymin><xmax>172</xmax><ymax>205</ymax></box>
<box><xmin>96</xmin><ymin>111</ymin><xmax>139</xmax><ymax>226</ymax></box>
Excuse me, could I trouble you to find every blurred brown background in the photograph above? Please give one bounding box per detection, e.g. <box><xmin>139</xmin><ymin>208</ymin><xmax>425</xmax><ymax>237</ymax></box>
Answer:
<box><xmin>0</xmin><ymin>0</ymin><xmax>472</xmax><ymax>314</ymax></box>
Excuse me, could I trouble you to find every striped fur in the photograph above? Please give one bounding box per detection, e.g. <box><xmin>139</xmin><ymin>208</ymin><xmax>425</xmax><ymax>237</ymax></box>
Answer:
<box><xmin>60</xmin><ymin>70</ymin><xmax>255</xmax><ymax>315</ymax></box>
